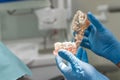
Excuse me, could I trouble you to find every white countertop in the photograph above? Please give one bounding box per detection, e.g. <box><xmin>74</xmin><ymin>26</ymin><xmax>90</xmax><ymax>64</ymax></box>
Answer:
<box><xmin>4</xmin><ymin>38</ymin><xmax>56</xmax><ymax>67</ymax></box>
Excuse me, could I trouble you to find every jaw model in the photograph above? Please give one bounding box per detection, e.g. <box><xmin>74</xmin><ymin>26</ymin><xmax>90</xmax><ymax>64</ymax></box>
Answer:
<box><xmin>53</xmin><ymin>42</ymin><xmax>77</xmax><ymax>55</ymax></box>
<box><xmin>53</xmin><ymin>10</ymin><xmax>90</xmax><ymax>55</ymax></box>
<box><xmin>71</xmin><ymin>10</ymin><xmax>90</xmax><ymax>48</ymax></box>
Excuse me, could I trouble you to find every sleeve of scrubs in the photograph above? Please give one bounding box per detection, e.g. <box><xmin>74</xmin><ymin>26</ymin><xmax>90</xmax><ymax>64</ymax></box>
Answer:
<box><xmin>0</xmin><ymin>42</ymin><xmax>32</xmax><ymax>80</ymax></box>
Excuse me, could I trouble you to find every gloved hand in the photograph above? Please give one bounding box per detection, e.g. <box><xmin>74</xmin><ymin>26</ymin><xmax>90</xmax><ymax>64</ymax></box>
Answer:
<box><xmin>55</xmin><ymin>47</ymin><xmax>109</xmax><ymax>80</ymax></box>
<box><xmin>75</xmin><ymin>47</ymin><xmax>88</xmax><ymax>63</ymax></box>
<box><xmin>79</xmin><ymin>12</ymin><xmax>120</xmax><ymax>64</ymax></box>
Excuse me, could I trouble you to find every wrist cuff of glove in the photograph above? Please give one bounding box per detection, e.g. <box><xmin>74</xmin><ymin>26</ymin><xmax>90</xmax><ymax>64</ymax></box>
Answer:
<box><xmin>103</xmin><ymin>42</ymin><xmax>120</xmax><ymax>64</ymax></box>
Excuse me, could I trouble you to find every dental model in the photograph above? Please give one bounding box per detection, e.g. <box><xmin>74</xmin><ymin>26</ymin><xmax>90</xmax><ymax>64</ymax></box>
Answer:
<box><xmin>53</xmin><ymin>42</ymin><xmax>77</xmax><ymax>55</ymax></box>
<box><xmin>53</xmin><ymin>10</ymin><xmax>90</xmax><ymax>55</ymax></box>
<box><xmin>71</xmin><ymin>10</ymin><xmax>90</xmax><ymax>48</ymax></box>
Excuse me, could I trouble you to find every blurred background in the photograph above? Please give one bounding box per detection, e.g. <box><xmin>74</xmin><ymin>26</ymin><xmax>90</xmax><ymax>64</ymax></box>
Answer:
<box><xmin>0</xmin><ymin>0</ymin><xmax>120</xmax><ymax>80</ymax></box>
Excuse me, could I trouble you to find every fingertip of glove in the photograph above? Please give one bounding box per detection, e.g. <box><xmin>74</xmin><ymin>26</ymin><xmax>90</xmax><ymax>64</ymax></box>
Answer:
<box><xmin>58</xmin><ymin>49</ymin><xmax>67</xmax><ymax>55</ymax></box>
<box><xmin>87</xmin><ymin>12</ymin><xmax>95</xmax><ymax>21</ymax></box>
<box><xmin>87</xmin><ymin>12</ymin><xmax>93</xmax><ymax>16</ymax></box>
<box><xmin>58</xmin><ymin>49</ymin><xmax>72</xmax><ymax>58</ymax></box>
<box><xmin>73</xmin><ymin>31</ymin><xmax>76</xmax><ymax>36</ymax></box>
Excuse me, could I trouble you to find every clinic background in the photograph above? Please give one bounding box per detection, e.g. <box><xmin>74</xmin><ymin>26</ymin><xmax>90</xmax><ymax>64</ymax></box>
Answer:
<box><xmin>0</xmin><ymin>0</ymin><xmax>120</xmax><ymax>80</ymax></box>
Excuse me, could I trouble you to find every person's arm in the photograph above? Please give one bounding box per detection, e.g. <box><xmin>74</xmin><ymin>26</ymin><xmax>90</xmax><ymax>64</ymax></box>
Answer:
<box><xmin>17</xmin><ymin>76</ymin><xmax>30</xmax><ymax>80</ymax></box>
<box><xmin>0</xmin><ymin>42</ymin><xmax>32</xmax><ymax>80</ymax></box>
<box><xmin>78</xmin><ymin>12</ymin><xmax>120</xmax><ymax>67</ymax></box>
<box><xmin>117</xmin><ymin>63</ymin><xmax>120</xmax><ymax>68</ymax></box>
<box><xmin>55</xmin><ymin>47</ymin><xmax>109</xmax><ymax>80</ymax></box>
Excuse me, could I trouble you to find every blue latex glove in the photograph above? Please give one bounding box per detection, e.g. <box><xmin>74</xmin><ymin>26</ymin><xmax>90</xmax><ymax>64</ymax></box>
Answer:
<box><xmin>0</xmin><ymin>42</ymin><xmax>32</xmax><ymax>80</ymax></box>
<box><xmin>79</xmin><ymin>12</ymin><xmax>120</xmax><ymax>64</ymax></box>
<box><xmin>75</xmin><ymin>47</ymin><xmax>88</xmax><ymax>63</ymax></box>
<box><xmin>55</xmin><ymin>47</ymin><xmax>109</xmax><ymax>80</ymax></box>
